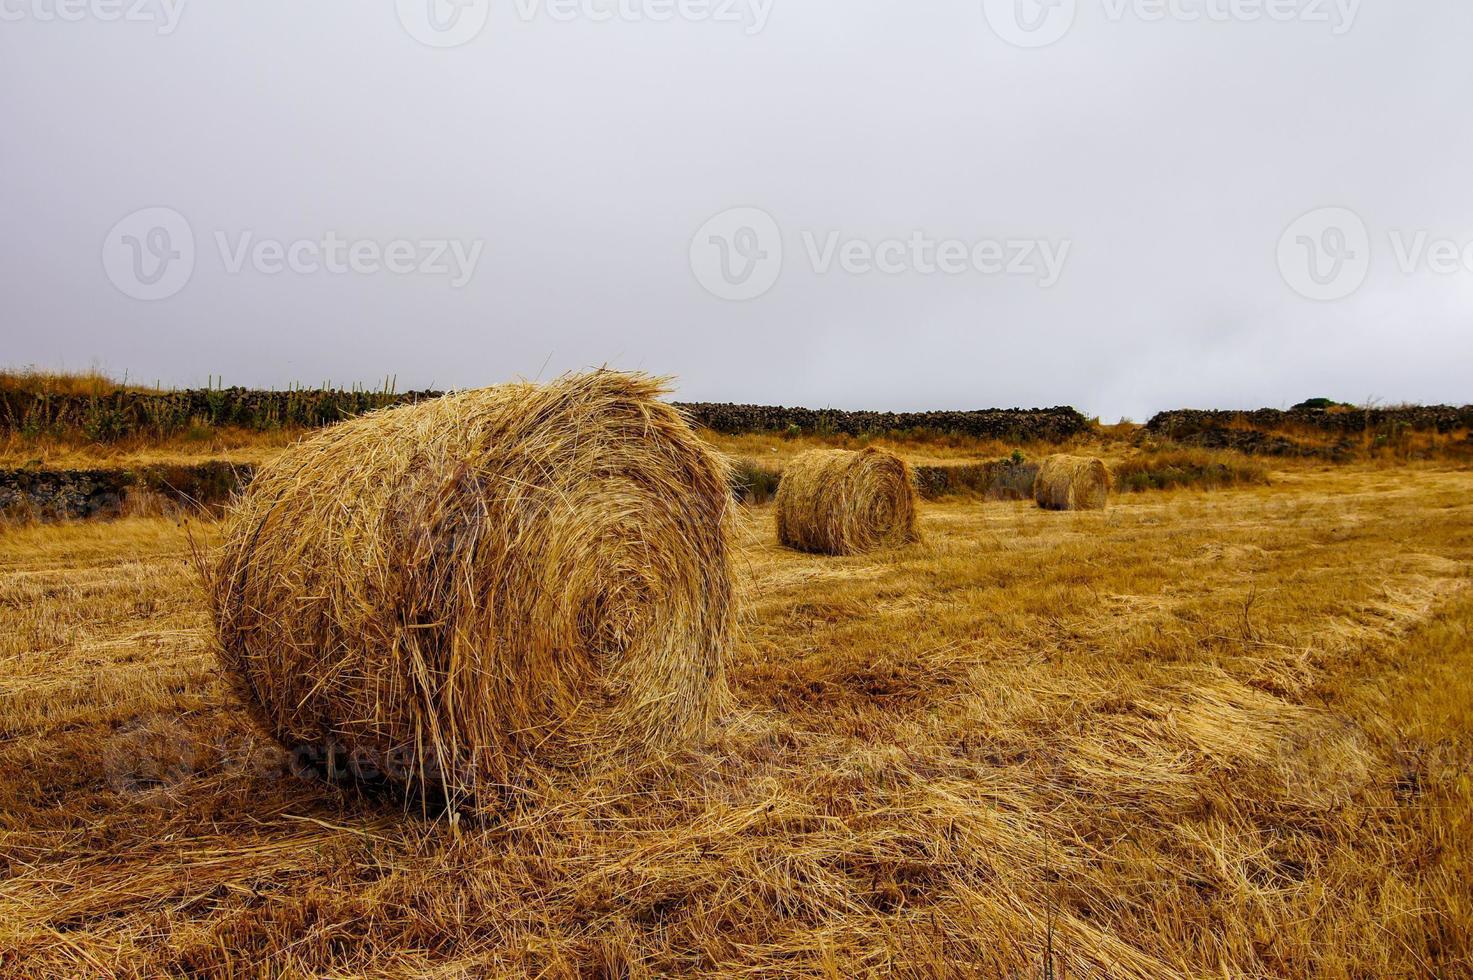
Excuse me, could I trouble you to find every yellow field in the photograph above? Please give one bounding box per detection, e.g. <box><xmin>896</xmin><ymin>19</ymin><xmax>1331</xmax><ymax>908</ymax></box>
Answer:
<box><xmin>1</xmin><ymin>466</ymin><xmax>1471</xmax><ymax>977</ymax></box>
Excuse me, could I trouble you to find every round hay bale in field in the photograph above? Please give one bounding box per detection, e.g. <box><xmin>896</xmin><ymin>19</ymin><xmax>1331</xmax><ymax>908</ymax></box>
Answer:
<box><xmin>775</xmin><ymin>448</ymin><xmax>920</xmax><ymax>555</ymax></box>
<box><xmin>209</xmin><ymin>372</ymin><xmax>734</xmax><ymax>799</ymax></box>
<box><xmin>1033</xmin><ymin>454</ymin><xmax>1110</xmax><ymax>511</ymax></box>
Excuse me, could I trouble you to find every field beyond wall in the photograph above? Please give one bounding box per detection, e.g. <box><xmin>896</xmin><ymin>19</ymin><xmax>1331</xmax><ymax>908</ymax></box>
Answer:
<box><xmin>2</xmin><ymin>466</ymin><xmax>1471</xmax><ymax>976</ymax></box>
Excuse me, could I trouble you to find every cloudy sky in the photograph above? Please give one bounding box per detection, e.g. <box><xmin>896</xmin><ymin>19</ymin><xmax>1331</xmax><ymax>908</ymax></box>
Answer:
<box><xmin>2</xmin><ymin>0</ymin><xmax>1470</xmax><ymax>420</ymax></box>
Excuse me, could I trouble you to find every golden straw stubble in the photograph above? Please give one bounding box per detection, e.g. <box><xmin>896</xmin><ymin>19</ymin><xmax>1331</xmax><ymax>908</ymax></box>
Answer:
<box><xmin>208</xmin><ymin>371</ymin><xmax>735</xmax><ymax>800</ymax></box>
<box><xmin>775</xmin><ymin>448</ymin><xmax>920</xmax><ymax>555</ymax></box>
<box><xmin>1033</xmin><ymin>454</ymin><xmax>1110</xmax><ymax>511</ymax></box>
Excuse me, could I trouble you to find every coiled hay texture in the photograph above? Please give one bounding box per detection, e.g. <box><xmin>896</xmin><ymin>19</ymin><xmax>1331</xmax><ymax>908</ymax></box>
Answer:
<box><xmin>775</xmin><ymin>448</ymin><xmax>920</xmax><ymax>555</ymax></box>
<box><xmin>209</xmin><ymin>372</ymin><xmax>734</xmax><ymax>799</ymax></box>
<box><xmin>1034</xmin><ymin>454</ymin><xmax>1110</xmax><ymax>511</ymax></box>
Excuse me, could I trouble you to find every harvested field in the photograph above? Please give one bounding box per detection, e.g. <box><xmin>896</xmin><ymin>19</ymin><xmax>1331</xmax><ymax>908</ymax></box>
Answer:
<box><xmin>2</xmin><ymin>465</ymin><xmax>1471</xmax><ymax>976</ymax></box>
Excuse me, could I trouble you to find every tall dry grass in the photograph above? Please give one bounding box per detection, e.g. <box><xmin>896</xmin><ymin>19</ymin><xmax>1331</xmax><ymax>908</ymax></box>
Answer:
<box><xmin>0</xmin><ymin>366</ymin><xmax>163</xmax><ymax>398</ymax></box>
<box><xmin>1113</xmin><ymin>449</ymin><xmax>1270</xmax><ymax>493</ymax></box>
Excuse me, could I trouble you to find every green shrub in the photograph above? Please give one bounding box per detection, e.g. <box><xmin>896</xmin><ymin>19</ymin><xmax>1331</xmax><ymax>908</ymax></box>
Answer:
<box><xmin>81</xmin><ymin>406</ymin><xmax>128</xmax><ymax>443</ymax></box>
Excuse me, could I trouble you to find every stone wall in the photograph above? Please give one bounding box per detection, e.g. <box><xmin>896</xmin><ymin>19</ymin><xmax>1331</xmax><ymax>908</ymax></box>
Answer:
<box><xmin>0</xmin><ymin>462</ymin><xmax>255</xmax><ymax>521</ymax></box>
<box><xmin>911</xmin><ymin>461</ymin><xmax>1040</xmax><ymax>501</ymax></box>
<box><xmin>1</xmin><ymin>387</ymin><xmax>1094</xmax><ymax>443</ymax></box>
<box><xmin>728</xmin><ymin>458</ymin><xmax>1039</xmax><ymax>504</ymax></box>
<box><xmin>2</xmin><ymin>457</ymin><xmax>1035</xmax><ymax>522</ymax></box>
<box><xmin>679</xmin><ymin>404</ymin><xmax>1090</xmax><ymax>441</ymax></box>
<box><xmin>0</xmin><ymin>469</ymin><xmax>133</xmax><ymax>521</ymax></box>
<box><xmin>1147</xmin><ymin>406</ymin><xmax>1473</xmax><ymax>438</ymax></box>
<box><xmin>0</xmin><ymin>388</ymin><xmax>439</xmax><ymax>440</ymax></box>
<box><xmin>1136</xmin><ymin>426</ymin><xmax>1346</xmax><ymax>459</ymax></box>
<box><xmin>1141</xmin><ymin>405</ymin><xmax>1473</xmax><ymax>458</ymax></box>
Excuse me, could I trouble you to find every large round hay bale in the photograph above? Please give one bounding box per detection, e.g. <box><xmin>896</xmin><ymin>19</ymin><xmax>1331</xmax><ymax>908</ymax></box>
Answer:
<box><xmin>775</xmin><ymin>448</ymin><xmax>919</xmax><ymax>555</ymax></box>
<box><xmin>1033</xmin><ymin>454</ymin><xmax>1110</xmax><ymax>511</ymax></box>
<box><xmin>209</xmin><ymin>372</ymin><xmax>734</xmax><ymax>799</ymax></box>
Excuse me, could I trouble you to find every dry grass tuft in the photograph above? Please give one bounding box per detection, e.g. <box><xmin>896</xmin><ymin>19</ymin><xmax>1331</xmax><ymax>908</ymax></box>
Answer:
<box><xmin>0</xmin><ymin>366</ymin><xmax>161</xmax><ymax>398</ymax></box>
<box><xmin>207</xmin><ymin>371</ymin><xmax>736</xmax><ymax>804</ymax></box>
<box><xmin>775</xmin><ymin>448</ymin><xmax>919</xmax><ymax>555</ymax></box>
<box><xmin>1113</xmin><ymin>448</ymin><xmax>1269</xmax><ymax>493</ymax></box>
<box><xmin>1034</xmin><ymin>454</ymin><xmax>1110</xmax><ymax>510</ymax></box>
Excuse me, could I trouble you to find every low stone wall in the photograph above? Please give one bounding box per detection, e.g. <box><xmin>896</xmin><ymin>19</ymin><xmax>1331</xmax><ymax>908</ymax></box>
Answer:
<box><xmin>1</xmin><ymin>388</ymin><xmax>1092</xmax><ymax>443</ymax></box>
<box><xmin>1147</xmin><ymin>406</ymin><xmax>1473</xmax><ymax>438</ymax></box>
<box><xmin>728</xmin><ymin>458</ymin><xmax>1039</xmax><ymax>504</ymax></box>
<box><xmin>1137</xmin><ymin>426</ymin><xmax>1347</xmax><ymax>459</ymax></box>
<box><xmin>912</xmin><ymin>461</ymin><xmax>1039</xmax><ymax>501</ymax></box>
<box><xmin>0</xmin><ymin>462</ymin><xmax>256</xmax><ymax>522</ymax></box>
<box><xmin>0</xmin><ymin>469</ymin><xmax>133</xmax><ymax>521</ymax></box>
<box><xmin>135</xmin><ymin>461</ymin><xmax>258</xmax><ymax>508</ymax></box>
<box><xmin>681</xmin><ymin>404</ymin><xmax>1090</xmax><ymax>442</ymax></box>
<box><xmin>3</xmin><ymin>457</ymin><xmax>1035</xmax><ymax>522</ymax></box>
<box><xmin>0</xmin><ymin>388</ymin><xmax>438</xmax><ymax>440</ymax></box>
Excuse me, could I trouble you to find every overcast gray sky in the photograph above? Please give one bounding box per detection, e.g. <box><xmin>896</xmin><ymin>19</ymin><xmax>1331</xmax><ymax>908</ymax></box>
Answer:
<box><xmin>2</xmin><ymin>0</ymin><xmax>1470</xmax><ymax>420</ymax></box>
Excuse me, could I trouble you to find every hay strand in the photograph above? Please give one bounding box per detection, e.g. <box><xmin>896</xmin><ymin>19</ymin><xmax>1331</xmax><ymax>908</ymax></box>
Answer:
<box><xmin>775</xmin><ymin>448</ymin><xmax>920</xmax><ymax>555</ymax></box>
<box><xmin>1033</xmin><ymin>454</ymin><xmax>1110</xmax><ymax>511</ymax></box>
<box><xmin>208</xmin><ymin>371</ymin><xmax>735</xmax><ymax>801</ymax></box>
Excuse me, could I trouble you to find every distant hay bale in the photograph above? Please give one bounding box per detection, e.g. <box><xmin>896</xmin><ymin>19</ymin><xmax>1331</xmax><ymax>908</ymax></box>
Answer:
<box><xmin>1033</xmin><ymin>454</ymin><xmax>1110</xmax><ymax>511</ymax></box>
<box><xmin>208</xmin><ymin>372</ymin><xmax>734</xmax><ymax>800</ymax></box>
<box><xmin>775</xmin><ymin>448</ymin><xmax>919</xmax><ymax>555</ymax></box>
